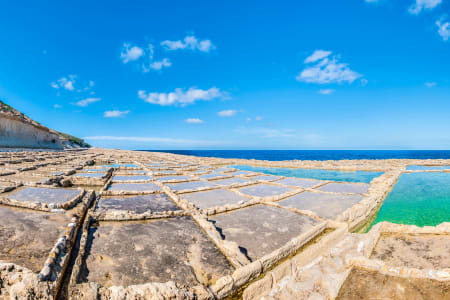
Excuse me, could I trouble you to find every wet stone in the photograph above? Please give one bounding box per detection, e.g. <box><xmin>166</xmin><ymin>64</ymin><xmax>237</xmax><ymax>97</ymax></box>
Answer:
<box><xmin>83</xmin><ymin>168</ymin><xmax>111</xmax><ymax>173</ymax></box>
<box><xmin>278</xmin><ymin>191</ymin><xmax>362</xmax><ymax>219</ymax></box>
<box><xmin>98</xmin><ymin>194</ymin><xmax>179</xmax><ymax>214</ymax></box>
<box><xmin>214</xmin><ymin>167</ymin><xmax>234</xmax><ymax>173</ymax></box>
<box><xmin>152</xmin><ymin>170</ymin><xmax>178</xmax><ymax>175</ymax></box>
<box><xmin>115</xmin><ymin>170</ymin><xmax>148</xmax><ymax>174</ymax></box>
<box><xmin>316</xmin><ymin>182</ymin><xmax>370</xmax><ymax>194</ymax></box>
<box><xmin>156</xmin><ymin>175</ymin><xmax>190</xmax><ymax>182</ymax></box>
<box><xmin>112</xmin><ymin>175</ymin><xmax>153</xmax><ymax>182</ymax></box>
<box><xmin>181</xmin><ymin>189</ymin><xmax>248</xmax><ymax>209</ymax></box>
<box><xmin>0</xmin><ymin>205</ymin><xmax>70</xmax><ymax>273</ymax></box>
<box><xmin>276</xmin><ymin>177</ymin><xmax>325</xmax><ymax>188</ymax></box>
<box><xmin>248</xmin><ymin>175</ymin><xmax>283</xmax><ymax>181</ymax></box>
<box><xmin>73</xmin><ymin>173</ymin><xmax>105</xmax><ymax>178</ymax></box>
<box><xmin>166</xmin><ymin>181</ymin><xmax>217</xmax><ymax>192</ymax></box>
<box><xmin>371</xmin><ymin>233</ymin><xmax>450</xmax><ymax>269</ymax></box>
<box><xmin>212</xmin><ymin>177</ymin><xmax>255</xmax><ymax>186</ymax></box>
<box><xmin>6</xmin><ymin>187</ymin><xmax>80</xmax><ymax>204</ymax></box>
<box><xmin>107</xmin><ymin>183</ymin><xmax>161</xmax><ymax>193</ymax></box>
<box><xmin>199</xmin><ymin>173</ymin><xmax>230</xmax><ymax>180</ymax></box>
<box><xmin>228</xmin><ymin>170</ymin><xmax>256</xmax><ymax>176</ymax></box>
<box><xmin>83</xmin><ymin>216</ymin><xmax>234</xmax><ymax>288</ymax></box>
<box><xmin>238</xmin><ymin>184</ymin><xmax>293</xmax><ymax>198</ymax></box>
<box><xmin>210</xmin><ymin>204</ymin><xmax>319</xmax><ymax>260</ymax></box>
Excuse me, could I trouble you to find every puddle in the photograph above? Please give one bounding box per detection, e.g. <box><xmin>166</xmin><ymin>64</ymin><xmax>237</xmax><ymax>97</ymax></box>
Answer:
<box><xmin>230</xmin><ymin>165</ymin><xmax>383</xmax><ymax>183</ymax></box>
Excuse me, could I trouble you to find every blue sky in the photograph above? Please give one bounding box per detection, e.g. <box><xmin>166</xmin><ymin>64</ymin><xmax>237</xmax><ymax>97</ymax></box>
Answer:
<box><xmin>1</xmin><ymin>0</ymin><xmax>449</xmax><ymax>150</ymax></box>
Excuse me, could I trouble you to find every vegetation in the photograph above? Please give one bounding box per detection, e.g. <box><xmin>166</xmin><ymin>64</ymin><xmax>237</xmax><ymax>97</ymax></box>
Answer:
<box><xmin>58</xmin><ymin>132</ymin><xmax>91</xmax><ymax>148</ymax></box>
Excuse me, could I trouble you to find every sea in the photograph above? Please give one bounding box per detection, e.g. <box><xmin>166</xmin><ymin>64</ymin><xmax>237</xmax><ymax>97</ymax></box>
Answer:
<box><xmin>142</xmin><ymin>150</ymin><xmax>450</xmax><ymax>161</ymax></box>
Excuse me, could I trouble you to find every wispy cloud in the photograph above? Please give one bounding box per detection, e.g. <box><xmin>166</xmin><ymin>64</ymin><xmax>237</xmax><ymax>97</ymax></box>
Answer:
<box><xmin>104</xmin><ymin>110</ymin><xmax>130</xmax><ymax>118</ymax></box>
<box><xmin>51</xmin><ymin>75</ymin><xmax>95</xmax><ymax>94</ymax></box>
<box><xmin>425</xmin><ymin>82</ymin><xmax>437</xmax><ymax>87</ymax></box>
<box><xmin>83</xmin><ymin>136</ymin><xmax>228</xmax><ymax>146</ymax></box>
<box><xmin>161</xmin><ymin>35</ymin><xmax>215</xmax><ymax>52</ymax></box>
<box><xmin>217</xmin><ymin>110</ymin><xmax>237</xmax><ymax>117</ymax></box>
<box><xmin>318</xmin><ymin>89</ymin><xmax>335</xmax><ymax>95</ymax></box>
<box><xmin>297</xmin><ymin>50</ymin><xmax>363</xmax><ymax>84</ymax></box>
<box><xmin>75</xmin><ymin>98</ymin><xmax>101</xmax><ymax>107</ymax></box>
<box><xmin>121</xmin><ymin>43</ymin><xmax>171</xmax><ymax>72</ymax></box>
<box><xmin>235</xmin><ymin>127</ymin><xmax>295</xmax><ymax>138</ymax></box>
<box><xmin>304</xmin><ymin>50</ymin><xmax>332</xmax><ymax>63</ymax></box>
<box><xmin>120</xmin><ymin>43</ymin><xmax>144</xmax><ymax>63</ymax></box>
<box><xmin>51</xmin><ymin>75</ymin><xmax>76</xmax><ymax>91</ymax></box>
<box><xmin>409</xmin><ymin>0</ymin><xmax>442</xmax><ymax>14</ymax></box>
<box><xmin>147</xmin><ymin>58</ymin><xmax>172</xmax><ymax>71</ymax></box>
<box><xmin>138</xmin><ymin>87</ymin><xmax>224</xmax><ymax>106</ymax></box>
<box><xmin>436</xmin><ymin>18</ymin><xmax>450</xmax><ymax>41</ymax></box>
<box><xmin>185</xmin><ymin>118</ymin><xmax>204</xmax><ymax>124</ymax></box>
<box><xmin>53</xmin><ymin>104</ymin><xmax>62</xmax><ymax>108</ymax></box>
<box><xmin>255</xmin><ymin>116</ymin><xmax>263</xmax><ymax>121</ymax></box>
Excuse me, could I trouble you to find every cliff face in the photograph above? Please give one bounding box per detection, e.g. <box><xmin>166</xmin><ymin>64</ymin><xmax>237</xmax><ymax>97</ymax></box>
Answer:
<box><xmin>0</xmin><ymin>116</ymin><xmax>63</xmax><ymax>149</ymax></box>
<box><xmin>0</xmin><ymin>101</ymin><xmax>89</xmax><ymax>149</ymax></box>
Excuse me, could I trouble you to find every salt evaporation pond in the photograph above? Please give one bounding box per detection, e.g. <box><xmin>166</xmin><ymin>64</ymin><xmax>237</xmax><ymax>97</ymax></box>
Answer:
<box><xmin>369</xmin><ymin>172</ymin><xmax>450</xmax><ymax>229</ymax></box>
<box><xmin>230</xmin><ymin>165</ymin><xmax>382</xmax><ymax>183</ymax></box>
<box><xmin>406</xmin><ymin>165</ymin><xmax>450</xmax><ymax>171</ymax></box>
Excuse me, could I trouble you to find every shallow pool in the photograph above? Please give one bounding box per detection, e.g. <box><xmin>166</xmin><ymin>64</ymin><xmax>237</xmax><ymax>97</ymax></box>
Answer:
<box><xmin>229</xmin><ymin>165</ymin><xmax>383</xmax><ymax>183</ymax></box>
<box><xmin>407</xmin><ymin>165</ymin><xmax>450</xmax><ymax>171</ymax></box>
<box><xmin>368</xmin><ymin>172</ymin><xmax>450</xmax><ymax>229</ymax></box>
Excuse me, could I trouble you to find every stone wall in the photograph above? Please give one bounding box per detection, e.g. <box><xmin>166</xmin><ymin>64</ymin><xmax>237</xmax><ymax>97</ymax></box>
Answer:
<box><xmin>0</xmin><ymin>115</ymin><xmax>63</xmax><ymax>149</ymax></box>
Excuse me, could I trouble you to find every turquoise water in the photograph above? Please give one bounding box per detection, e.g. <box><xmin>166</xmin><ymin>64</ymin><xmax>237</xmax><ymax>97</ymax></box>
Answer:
<box><xmin>369</xmin><ymin>172</ymin><xmax>450</xmax><ymax>229</ymax></box>
<box><xmin>406</xmin><ymin>165</ymin><xmax>450</xmax><ymax>171</ymax></box>
<box><xmin>230</xmin><ymin>165</ymin><xmax>383</xmax><ymax>183</ymax></box>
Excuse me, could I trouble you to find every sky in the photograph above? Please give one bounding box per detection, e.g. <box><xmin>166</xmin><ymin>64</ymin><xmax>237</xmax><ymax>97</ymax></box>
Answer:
<box><xmin>0</xmin><ymin>0</ymin><xmax>449</xmax><ymax>150</ymax></box>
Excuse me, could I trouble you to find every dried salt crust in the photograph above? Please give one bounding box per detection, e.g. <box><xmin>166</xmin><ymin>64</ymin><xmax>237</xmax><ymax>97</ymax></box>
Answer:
<box><xmin>2</xmin><ymin>149</ymin><xmax>450</xmax><ymax>299</ymax></box>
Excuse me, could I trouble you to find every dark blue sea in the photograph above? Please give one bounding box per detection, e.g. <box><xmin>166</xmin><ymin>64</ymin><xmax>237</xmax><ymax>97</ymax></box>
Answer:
<box><xmin>142</xmin><ymin>150</ymin><xmax>450</xmax><ymax>161</ymax></box>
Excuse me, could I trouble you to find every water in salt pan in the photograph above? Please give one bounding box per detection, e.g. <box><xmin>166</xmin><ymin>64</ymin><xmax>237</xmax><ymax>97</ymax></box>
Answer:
<box><xmin>230</xmin><ymin>165</ymin><xmax>382</xmax><ymax>183</ymax></box>
<box><xmin>368</xmin><ymin>172</ymin><xmax>450</xmax><ymax>229</ymax></box>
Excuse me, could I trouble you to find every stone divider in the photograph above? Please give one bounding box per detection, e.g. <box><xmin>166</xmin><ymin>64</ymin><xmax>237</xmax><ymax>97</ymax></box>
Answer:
<box><xmin>242</xmin><ymin>222</ymin><xmax>348</xmax><ymax>299</ymax></box>
<box><xmin>37</xmin><ymin>191</ymin><xmax>95</xmax><ymax>299</ymax></box>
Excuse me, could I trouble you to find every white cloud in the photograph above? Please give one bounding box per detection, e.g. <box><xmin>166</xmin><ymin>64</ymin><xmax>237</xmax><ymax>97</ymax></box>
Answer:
<box><xmin>185</xmin><ymin>118</ymin><xmax>204</xmax><ymax>124</ymax></box>
<box><xmin>75</xmin><ymin>97</ymin><xmax>101</xmax><ymax>107</ymax></box>
<box><xmin>425</xmin><ymin>82</ymin><xmax>437</xmax><ymax>87</ymax></box>
<box><xmin>121</xmin><ymin>43</ymin><xmax>172</xmax><ymax>72</ymax></box>
<box><xmin>120</xmin><ymin>43</ymin><xmax>144</xmax><ymax>63</ymax></box>
<box><xmin>218</xmin><ymin>110</ymin><xmax>237</xmax><ymax>117</ymax></box>
<box><xmin>51</xmin><ymin>75</ymin><xmax>76</xmax><ymax>91</ymax></box>
<box><xmin>255</xmin><ymin>116</ymin><xmax>263</xmax><ymax>121</ymax></box>
<box><xmin>304</xmin><ymin>50</ymin><xmax>332</xmax><ymax>63</ymax></box>
<box><xmin>53</xmin><ymin>104</ymin><xmax>62</xmax><ymax>108</ymax></box>
<box><xmin>297</xmin><ymin>50</ymin><xmax>362</xmax><ymax>84</ymax></box>
<box><xmin>409</xmin><ymin>0</ymin><xmax>442</xmax><ymax>14</ymax></box>
<box><xmin>161</xmin><ymin>35</ymin><xmax>215</xmax><ymax>52</ymax></box>
<box><xmin>147</xmin><ymin>58</ymin><xmax>172</xmax><ymax>71</ymax></box>
<box><xmin>83</xmin><ymin>136</ymin><xmax>227</xmax><ymax>146</ymax></box>
<box><xmin>436</xmin><ymin>19</ymin><xmax>450</xmax><ymax>41</ymax></box>
<box><xmin>318</xmin><ymin>89</ymin><xmax>335</xmax><ymax>95</ymax></box>
<box><xmin>104</xmin><ymin>110</ymin><xmax>130</xmax><ymax>118</ymax></box>
<box><xmin>138</xmin><ymin>87</ymin><xmax>224</xmax><ymax>106</ymax></box>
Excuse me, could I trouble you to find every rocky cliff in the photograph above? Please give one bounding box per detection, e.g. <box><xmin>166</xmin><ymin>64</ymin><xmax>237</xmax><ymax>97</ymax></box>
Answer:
<box><xmin>0</xmin><ymin>100</ymin><xmax>90</xmax><ymax>149</ymax></box>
